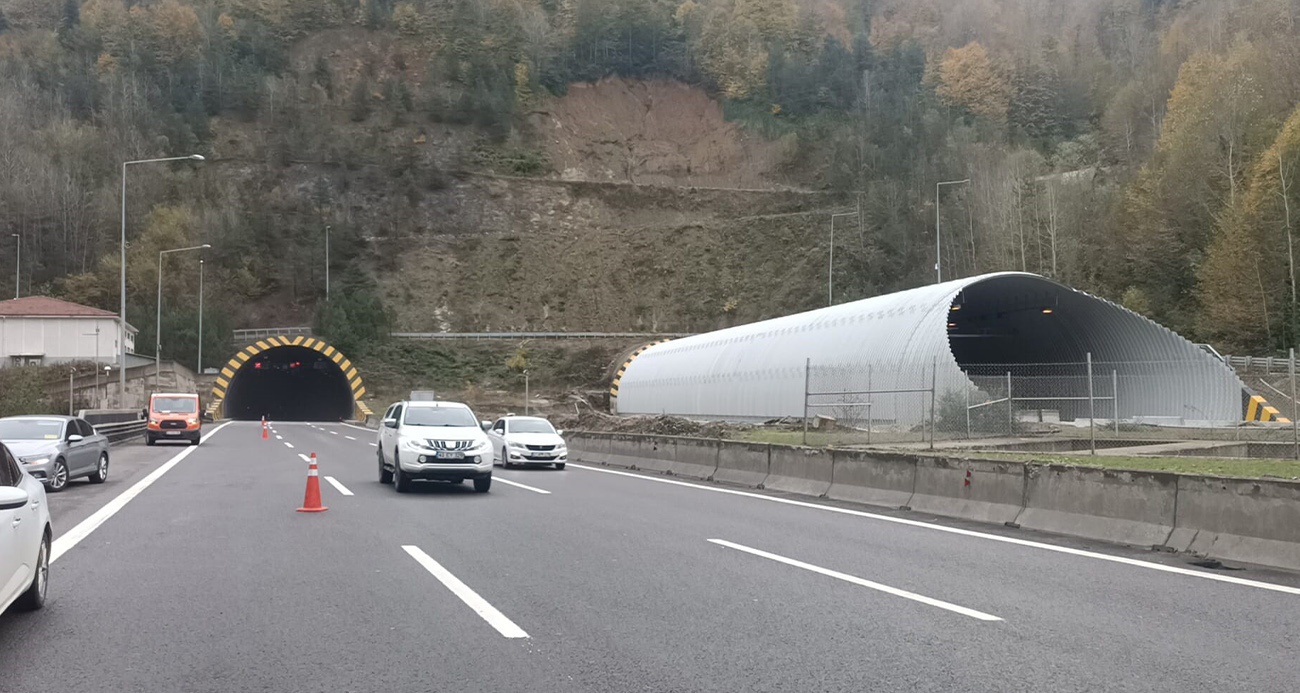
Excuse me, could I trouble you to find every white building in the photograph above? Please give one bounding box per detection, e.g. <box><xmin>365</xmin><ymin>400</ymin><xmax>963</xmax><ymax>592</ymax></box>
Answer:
<box><xmin>0</xmin><ymin>296</ymin><xmax>137</xmax><ymax>367</ymax></box>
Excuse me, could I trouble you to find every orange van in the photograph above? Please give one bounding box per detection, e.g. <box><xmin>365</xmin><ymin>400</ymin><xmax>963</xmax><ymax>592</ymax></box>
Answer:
<box><xmin>146</xmin><ymin>392</ymin><xmax>202</xmax><ymax>446</ymax></box>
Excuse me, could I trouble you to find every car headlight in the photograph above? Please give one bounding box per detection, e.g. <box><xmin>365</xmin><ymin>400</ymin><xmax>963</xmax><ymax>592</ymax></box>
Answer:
<box><xmin>149</xmin><ymin>418</ymin><xmax>161</xmax><ymax>425</ymax></box>
<box><xmin>508</xmin><ymin>441</ymin><xmax>527</xmax><ymax>449</ymax></box>
<box><xmin>186</xmin><ymin>418</ymin><xmax>199</xmax><ymax>426</ymax></box>
<box><xmin>400</xmin><ymin>439</ymin><xmax>428</xmax><ymax>451</ymax></box>
<box><xmin>21</xmin><ymin>456</ymin><xmax>50</xmax><ymax>466</ymax></box>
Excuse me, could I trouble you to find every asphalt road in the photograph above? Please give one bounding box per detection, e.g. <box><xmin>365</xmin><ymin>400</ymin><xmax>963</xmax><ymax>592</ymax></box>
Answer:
<box><xmin>2</xmin><ymin>421</ymin><xmax>1299</xmax><ymax>692</ymax></box>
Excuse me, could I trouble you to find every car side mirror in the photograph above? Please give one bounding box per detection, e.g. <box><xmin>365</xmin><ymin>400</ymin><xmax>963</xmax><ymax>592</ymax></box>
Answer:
<box><xmin>68</xmin><ymin>434</ymin><xmax>84</xmax><ymax>443</ymax></box>
<box><xmin>480</xmin><ymin>421</ymin><xmax>492</xmax><ymax>431</ymax></box>
<box><xmin>0</xmin><ymin>486</ymin><xmax>29</xmax><ymax>511</ymax></box>
<box><xmin>557</xmin><ymin>430</ymin><xmax>565</xmax><ymax>437</ymax></box>
<box><xmin>383</xmin><ymin>419</ymin><xmax>399</xmax><ymax>429</ymax></box>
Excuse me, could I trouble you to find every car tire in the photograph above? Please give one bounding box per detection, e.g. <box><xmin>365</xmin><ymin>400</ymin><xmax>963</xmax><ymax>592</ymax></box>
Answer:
<box><xmin>190</xmin><ymin>436</ymin><xmax>201</xmax><ymax>447</ymax></box>
<box><xmin>378</xmin><ymin>450</ymin><xmax>393</xmax><ymax>484</ymax></box>
<box><xmin>473</xmin><ymin>475</ymin><xmax>491</xmax><ymax>493</ymax></box>
<box><xmin>87</xmin><ymin>452</ymin><xmax>109</xmax><ymax>484</ymax></box>
<box><xmin>15</xmin><ymin>533</ymin><xmax>49</xmax><ymax>611</ymax></box>
<box><xmin>555</xmin><ymin>463</ymin><xmax>566</xmax><ymax>470</ymax></box>
<box><xmin>393</xmin><ymin>454</ymin><xmax>411</xmax><ymax>493</ymax></box>
<box><xmin>501</xmin><ymin>447</ymin><xmax>510</xmax><ymax>469</ymax></box>
<box><xmin>47</xmin><ymin>459</ymin><xmax>69</xmax><ymax>492</ymax></box>
<box><xmin>145</xmin><ymin>435</ymin><xmax>156</xmax><ymax>446</ymax></box>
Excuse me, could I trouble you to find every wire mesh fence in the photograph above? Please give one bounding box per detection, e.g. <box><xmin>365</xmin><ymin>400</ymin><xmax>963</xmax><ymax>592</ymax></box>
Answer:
<box><xmin>799</xmin><ymin>350</ymin><xmax>1300</xmax><ymax>458</ymax></box>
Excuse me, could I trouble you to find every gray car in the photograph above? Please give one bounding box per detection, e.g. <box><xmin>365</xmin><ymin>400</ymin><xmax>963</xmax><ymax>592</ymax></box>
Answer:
<box><xmin>0</xmin><ymin>416</ymin><xmax>110</xmax><ymax>492</ymax></box>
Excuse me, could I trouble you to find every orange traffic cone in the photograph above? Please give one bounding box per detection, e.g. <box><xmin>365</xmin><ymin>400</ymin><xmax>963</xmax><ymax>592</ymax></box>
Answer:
<box><xmin>262</xmin><ymin>416</ymin><xmax>269</xmax><ymax>440</ymax></box>
<box><xmin>297</xmin><ymin>453</ymin><xmax>328</xmax><ymax>513</ymax></box>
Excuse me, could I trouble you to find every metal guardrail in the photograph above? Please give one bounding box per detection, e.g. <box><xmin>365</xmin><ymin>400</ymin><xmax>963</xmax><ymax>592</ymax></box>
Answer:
<box><xmin>232</xmin><ymin>327</ymin><xmax>313</xmax><ymax>343</ymax></box>
<box><xmin>391</xmin><ymin>332</ymin><xmax>694</xmax><ymax>340</ymax></box>
<box><xmin>92</xmin><ymin>419</ymin><xmax>147</xmax><ymax>443</ymax></box>
<box><xmin>1225</xmin><ymin>355</ymin><xmax>1293</xmax><ymax>375</ymax></box>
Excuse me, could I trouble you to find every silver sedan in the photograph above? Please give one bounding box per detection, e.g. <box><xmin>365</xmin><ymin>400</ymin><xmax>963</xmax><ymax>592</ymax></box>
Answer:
<box><xmin>0</xmin><ymin>416</ymin><xmax>110</xmax><ymax>492</ymax></box>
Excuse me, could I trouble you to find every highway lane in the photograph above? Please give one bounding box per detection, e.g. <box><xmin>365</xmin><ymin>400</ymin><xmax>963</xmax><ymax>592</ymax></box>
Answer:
<box><xmin>43</xmin><ymin>437</ymin><xmax>180</xmax><ymax>538</ymax></box>
<box><xmin>2</xmin><ymin>420</ymin><xmax>1298</xmax><ymax>692</ymax></box>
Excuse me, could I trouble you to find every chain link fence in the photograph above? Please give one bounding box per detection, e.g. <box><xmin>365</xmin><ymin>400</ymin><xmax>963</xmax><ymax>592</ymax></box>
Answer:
<box><xmin>799</xmin><ymin>351</ymin><xmax>1300</xmax><ymax>458</ymax></box>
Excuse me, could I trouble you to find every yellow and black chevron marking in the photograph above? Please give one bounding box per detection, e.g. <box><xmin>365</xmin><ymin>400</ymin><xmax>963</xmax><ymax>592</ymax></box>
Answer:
<box><xmin>1243</xmin><ymin>392</ymin><xmax>1291</xmax><ymax>423</ymax></box>
<box><xmin>211</xmin><ymin>335</ymin><xmax>367</xmax><ymax>419</ymax></box>
<box><xmin>610</xmin><ymin>339</ymin><xmax>672</xmax><ymax>399</ymax></box>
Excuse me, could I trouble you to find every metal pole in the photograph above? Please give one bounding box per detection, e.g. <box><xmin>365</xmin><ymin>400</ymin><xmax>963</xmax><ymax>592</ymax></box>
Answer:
<box><xmin>802</xmin><ymin>358</ymin><xmax>810</xmax><ymax>446</ymax></box>
<box><xmin>1007</xmin><ymin>371</ymin><xmax>1013</xmax><ymax>436</ymax></box>
<box><xmin>965</xmin><ymin>383</ymin><xmax>971</xmax><ymax>440</ymax></box>
<box><xmin>1112</xmin><ymin>369</ymin><xmax>1119</xmax><ymax>435</ymax></box>
<box><xmin>156</xmin><ymin>251</ymin><xmax>163</xmax><ymax>392</ymax></box>
<box><xmin>866</xmin><ymin>363</ymin><xmax>872</xmax><ymax>446</ymax></box>
<box><xmin>1291</xmin><ymin>348</ymin><xmax>1298</xmax><ymax>460</ymax></box>
<box><xmin>68</xmin><ymin>368</ymin><xmax>74</xmax><ymax>416</ymax></box>
<box><xmin>325</xmin><ymin>225</ymin><xmax>331</xmax><ymax>301</ymax></box>
<box><xmin>197</xmin><ymin>259</ymin><xmax>204</xmax><ymax>374</ymax></box>
<box><xmin>929</xmin><ymin>358</ymin><xmax>937</xmax><ymax>450</ymax></box>
<box><xmin>11</xmin><ymin>233</ymin><xmax>18</xmax><ymax>299</ymax></box>
<box><xmin>1087</xmin><ymin>352</ymin><xmax>1096</xmax><ymax>455</ymax></box>
<box><xmin>524</xmin><ymin>371</ymin><xmax>529</xmax><ymax>416</ymax></box>
<box><xmin>119</xmin><ymin>162</ymin><xmax>127</xmax><ymax>406</ymax></box>
<box><xmin>829</xmin><ymin>216</ymin><xmax>834</xmax><ymax>306</ymax></box>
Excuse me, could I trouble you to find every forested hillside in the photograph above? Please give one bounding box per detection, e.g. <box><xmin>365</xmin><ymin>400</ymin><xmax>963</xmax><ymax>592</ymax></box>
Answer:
<box><xmin>2</xmin><ymin>0</ymin><xmax>1300</xmax><ymax>367</ymax></box>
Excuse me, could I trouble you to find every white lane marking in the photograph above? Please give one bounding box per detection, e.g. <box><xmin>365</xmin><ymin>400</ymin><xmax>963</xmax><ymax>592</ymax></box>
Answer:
<box><xmin>324</xmin><ymin>476</ymin><xmax>354</xmax><ymax>496</ymax></box>
<box><xmin>284</xmin><ymin>442</ymin><xmax>294</xmax><ymax>449</ymax></box>
<box><xmin>494</xmin><ymin>477</ymin><xmax>551</xmax><ymax>495</ymax></box>
<box><xmin>298</xmin><ymin>453</ymin><xmax>311</xmax><ymax>463</ymax></box>
<box><xmin>570</xmin><ymin>464</ymin><xmax>1300</xmax><ymax>597</ymax></box>
<box><xmin>402</xmin><ymin>545</ymin><xmax>529</xmax><ymax>639</ymax></box>
<box><xmin>370</xmin><ymin>443</ymin><xmax>378</xmax><ymax>447</ymax></box>
<box><xmin>275</xmin><ymin>435</ymin><xmax>283</xmax><ymax>440</ymax></box>
<box><xmin>330</xmin><ymin>431</ymin><xmax>338</xmax><ymax>435</ymax></box>
<box><xmin>52</xmin><ymin>422</ymin><xmax>234</xmax><ymax>563</ymax></box>
<box><xmin>338</xmin><ymin>421</ymin><xmax>377</xmax><ymax>433</ymax></box>
<box><xmin>345</xmin><ymin>435</ymin><xmax>356</xmax><ymax>441</ymax></box>
<box><xmin>710</xmin><ymin>539</ymin><xmax>1001</xmax><ymax>621</ymax></box>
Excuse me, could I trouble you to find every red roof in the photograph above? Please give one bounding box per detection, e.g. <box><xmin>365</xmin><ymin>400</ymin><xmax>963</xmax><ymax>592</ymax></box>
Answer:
<box><xmin>0</xmin><ymin>296</ymin><xmax>118</xmax><ymax>318</ymax></box>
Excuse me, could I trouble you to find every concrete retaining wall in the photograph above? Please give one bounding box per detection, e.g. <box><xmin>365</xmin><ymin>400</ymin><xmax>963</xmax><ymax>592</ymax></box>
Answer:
<box><xmin>907</xmin><ymin>457</ymin><xmax>1025</xmax><ymax>525</ymax></box>
<box><xmin>566</xmin><ymin>431</ymin><xmax>1300</xmax><ymax>572</ymax></box>
<box><xmin>1016</xmin><ymin>466</ymin><xmax>1178</xmax><ymax>548</ymax></box>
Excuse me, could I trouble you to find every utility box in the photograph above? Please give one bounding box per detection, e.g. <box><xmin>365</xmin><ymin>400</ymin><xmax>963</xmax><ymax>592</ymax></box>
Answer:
<box><xmin>410</xmin><ymin>391</ymin><xmax>437</xmax><ymax>401</ymax></box>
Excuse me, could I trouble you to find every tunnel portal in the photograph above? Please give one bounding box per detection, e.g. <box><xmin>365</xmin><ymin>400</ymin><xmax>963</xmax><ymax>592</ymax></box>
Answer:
<box><xmin>214</xmin><ymin>337</ymin><xmax>364</xmax><ymax>421</ymax></box>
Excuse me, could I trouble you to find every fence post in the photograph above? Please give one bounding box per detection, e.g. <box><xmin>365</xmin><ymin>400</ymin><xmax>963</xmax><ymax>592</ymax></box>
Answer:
<box><xmin>1087</xmin><ymin>352</ymin><xmax>1096</xmax><ymax>455</ymax></box>
<box><xmin>1291</xmin><ymin>349</ymin><xmax>1298</xmax><ymax>461</ymax></box>
<box><xmin>929</xmin><ymin>357</ymin><xmax>937</xmax><ymax>450</ymax></box>
<box><xmin>965</xmin><ymin>384</ymin><xmax>971</xmax><ymax>440</ymax></box>
<box><xmin>1006</xmin><ymin>370</ymin><xmax>1013</xmax><ymax>436</ymax></box>
<box><xmin>802</xmin><ymin>357</ymin><xmax>810</xmax><ymax>446</ymax></box>
<box><xmin>866</xmin><ymin>363</ymin><xmax>873</xmax><ymax>446</ymax></box>
<box><xmin>1112</xmin><ymin>369</ymin><xmax>1119</xmax><ymax>435</ymax></box>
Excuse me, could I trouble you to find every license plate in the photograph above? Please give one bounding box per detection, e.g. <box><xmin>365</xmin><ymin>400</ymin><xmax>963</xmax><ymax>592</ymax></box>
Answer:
<box><xmin>435</xmin><ymin>451</ymin><xmax>464</xmax><ymax>460</ymax></box>
<box><xmin>166</xmin><ymin>431</ymin><xmax>181</xmax><ymax>436</ymax></box>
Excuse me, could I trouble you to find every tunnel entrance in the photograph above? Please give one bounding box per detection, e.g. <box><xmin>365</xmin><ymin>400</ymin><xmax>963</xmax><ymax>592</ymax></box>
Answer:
<box><xmin>222</xmin><ymin>345</ymin><xmax>355</xmax><ymax>421</ymax></box>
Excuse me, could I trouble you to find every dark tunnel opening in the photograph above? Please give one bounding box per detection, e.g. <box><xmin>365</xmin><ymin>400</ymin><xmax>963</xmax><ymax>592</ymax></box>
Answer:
<box><xmin>224</xmin><ymin>346</ymin><xmax>354</xmax><ymax>421</ymax></box>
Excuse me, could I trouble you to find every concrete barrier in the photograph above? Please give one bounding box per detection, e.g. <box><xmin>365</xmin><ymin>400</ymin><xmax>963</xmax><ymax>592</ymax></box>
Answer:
<box><xmin>605</xmin><ymin>434</ymin><xmax>672</xmax><ymax>473</ymax></box>
<box><xmin>1017</xmin><ymin>465</ymin><xmax>1177</xmax><ymax>547</ymax></box>
<box><xmin>1166</xmin><ymin>476</ymin><xmax>1300</xmax><ymax>571</ymax></box>
<box><xmin>907</xmin><ymin>457</ymin><xmax>1025</xmax><ymax>524</ymax></box>
<box><xmin>827</xmin><ymin>450</ymin><xmax>916</xmax><ymax>509</ymax></box>
<box><xmin>667</xmin><ymin>437</ymin><xmax>719</xmax><ymax>480</ymax></box>
<box><xmin>764</xmin><ymin>446</ymin><xmax>833</xmax><ymax>496</ymax></box>
<box><xmin>715</xmin><ymin>441</ymin><xmax>771</xmax><ymax>487</ymax></box>
<box><xmin>568</xmin><ymin>433</ymin><xmax>610</xmax><ymax>465</ymax></box>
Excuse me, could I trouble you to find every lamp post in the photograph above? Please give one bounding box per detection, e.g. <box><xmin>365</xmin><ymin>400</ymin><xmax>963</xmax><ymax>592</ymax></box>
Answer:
<box><xmin>935</xmin><ymin>178</ymin><xmax>971</xmax><ymax>283</ymax></box>
<box><xmin>83</xmin><ymin>326</ymin><xmax>101</xmax><ymax>407</ymax></box>
<box><xmin>68</xmin><ymin>367</ymin><xmax>76</xmax><ymax>416</ymax></box>
<box><xmin>156</xmin><ymin>244</ymin><xmax>211</xmax><ymax>391</ymax></box>
<box><xmin>829</xmin><ymin>211</ymin><xmax>858</xmax><ymax>306</ymax></box>
<box><xmin>103</xmin><ymin>365</ymin><xmax>112</xmax><ymax>409</ymax></box>
<box><xmin>197</xmin><ymin>259</ymin><xmax>204</xmax><ymax>375</ymax></box>
<box><xmin>120</xmin><ymin>155</ymin><xmax>204</xmax><ymax>406</ymax></box>
<box><xmin>10</xmin><ymin>233</ymin><xmax>18</xmax><ymax>299</ymax></box>
<box><xmin>324</xmin><ymin>225</ymin><xmax>331</xmax><ymax>301</ymax></box>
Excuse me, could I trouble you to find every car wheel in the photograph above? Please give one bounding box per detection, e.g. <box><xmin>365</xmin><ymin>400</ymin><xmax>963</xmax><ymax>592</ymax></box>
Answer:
<box><xmin>88</xmin><ymin>452</ymin><xmax>109</xmax><ymax>484</ymax></box>
<box><xmin>501</xmin><ymin>447</ymin><xmax>510</xmax><ymax>469</ymax></box>
<box><xmin>190</xmin><ymin>436</ymin><xmax>201</xmax><ymax>446</ymax></box>
<box><xmin>555</xmin><ymin>463</ymin><xmax>566</xmax><ymax>470</ymax></box>
<box><xmin>145</xmin><ymin>435</ymin><xmax>156</xmax><ymax>446</ymax></box>
<box><xmin>378</xmin><ymin>450</ymin><xmax>393</xmax><ymax>484</ymax></box>
<box><xmin>15</xmin><ymin>533</ymin><xmax>49</xmax><ymax>611</ymax></box>
<box><xmin>47</xmin><ymin>459</ymin><xmax>69</xmax><ymax>492</ymax></box>
<box><xmin>392</xmin><ymin>454</ymin><xmax>411</xmax><ymax>493</ymax></box>
<box><xmin>473</xmin><ymin>475</ymin><xmax>491</xmax><ymax>493</ymax></box>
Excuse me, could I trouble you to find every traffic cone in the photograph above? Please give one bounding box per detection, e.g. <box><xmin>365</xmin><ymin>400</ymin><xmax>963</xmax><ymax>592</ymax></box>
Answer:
<box><xmin>297</xmin><ymin>453</ymin><xmax>328</xmax><ymax>513</ymax></box>
<box><xmin>964</xmin><ymin>469</ymin><xmax>972</xmax><ymax>487</ymax></box>
<box><xmin>262</xmin><ymin>416</ymin><xmax>269</xmax><ymax>440</ymax></box>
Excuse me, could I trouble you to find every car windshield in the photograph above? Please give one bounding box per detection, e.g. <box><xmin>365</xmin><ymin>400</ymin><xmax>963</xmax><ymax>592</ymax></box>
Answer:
<box><xmin>509</xmin><ymin>419</ymin><xmax>556</xmax><ymax>434</ymax></box>
<box><xmin>404</xmin><ymin>406</ymin><xmax>477</xmax><ymax>427</ymax></box>
<box><xmin>153</xmin><ymin>397</ymin><xmax>198</xmax><ymax>414</ymax></box>
<box><xmin>0</xmin><ymin>419</ymin><xmax>65</xmax><ymax>440</ymax></box>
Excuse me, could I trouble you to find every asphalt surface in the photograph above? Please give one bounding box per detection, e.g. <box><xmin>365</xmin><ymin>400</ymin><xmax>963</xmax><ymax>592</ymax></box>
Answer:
<box><xmin>2</xmin><ymin>421</ymin><xmax>1299</xmax><ymax>692</ymax></box>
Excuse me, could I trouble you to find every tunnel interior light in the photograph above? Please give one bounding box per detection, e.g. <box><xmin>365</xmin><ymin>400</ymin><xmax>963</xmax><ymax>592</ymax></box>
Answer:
<box><xmin>947</xmin><ymin>322</ymin><xmax>958</xmax><ymax>328</ymax></box>
<box><xmin>950</xmin><ymin>305</ymin><xmax>961</xmax><ymax>311</ymax></box>
<box><xmin>1041</xmin><ymin>308</ymin><xmax>1054</xmax><ymax>314</ymax></box>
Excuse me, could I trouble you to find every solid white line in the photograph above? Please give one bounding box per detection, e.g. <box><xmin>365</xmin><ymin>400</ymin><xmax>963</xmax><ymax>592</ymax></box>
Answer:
<box><xmin>345</xmin><ymin>435</ymin><xmax>356</xmax><ymax>441</ymax></box>
<box><xmin>570</xmin><ymin>464</ymin><xmax>1300</xmax><ymax>597</ymax></box>
<box><xmin>52</xmin><ymin>422</ymin><xmax>233</xmax><ymax>563</ymax></box>
<box><xmin>401</xmin><ymin>545</ymin><xmax>529</xmax><ymax>638</ymax></box>
<box><xmin>494</xmin><ymin>477</ymin><xmax>551</xmax><ymax>495</ymax></box>
<box><xmin>284</xmin><ymin>442</ymin><xmax>294</xmax><ymax>449</ymax></box>
<box><xmin>710</xmin><ymin>539</ymin><xmax>1001</xmax><ymax>621</ymax></box>
<box><xmin>338</xmin><ymin>421</ymin><xmax>376</xmax><ymax>433</ymax></box>
<box><xmin>324</xmin><ymin>476</ymin><xmax>354</xmax><ymax>496</ymax></box>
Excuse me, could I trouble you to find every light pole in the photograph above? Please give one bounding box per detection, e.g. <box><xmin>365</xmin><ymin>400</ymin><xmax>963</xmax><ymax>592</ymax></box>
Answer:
<box><xmin>68</xmin><ymin>367</ymin><xmax>76</xmax><ymax>416</ymax></box>
<box><xmin>156</xmin><ymin>244</ymin><xmax>211</xmax><ymax>391</ymax></box>
<box><xmin>324</xmin><ymin>225</ymin><xmax>331</xmax><ymax>301</ymax></box>
<box><xmin>935</xmin><ymin>178</ymin><xmax>970</xmax><ymax>283</ymax></box>
<box><xmin>103</xmin><ymin>365</ymin><xmax>112</xmax><ymax>409</ymax></box>
<box><xmin>197</xmin><ymin>259</ymin><xmax>204</xmax><ymax>374</ymax></box>
<box><xmin>829</xmin><ymin>211</ymin><xmax>858</xmax><ymax>306</ymax></box>
<box><xmin>120</xmin><ymin>154</ymin><xmax>204</xmax><ymax>406</ymax></box>
<box><xmin>10</xmin><ymin>233</ymin><xmax>18</xmax><ymax>299</ymax></box>
<box><xmin>83</xmin><ymin>326</ymin><xmax>101</xmax><ymax>407</ymax></box>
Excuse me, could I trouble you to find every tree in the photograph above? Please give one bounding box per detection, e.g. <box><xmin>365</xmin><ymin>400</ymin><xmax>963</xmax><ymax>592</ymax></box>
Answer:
<box><xmin>57</xmin><ymin>0</ymin><xmax>80</xmax><ymax>49</ymax></box>
<box><xmin>0</xmin><ymin>7</ymin><xmax>10</xmax><ymax>34</ymax></box>
<box><xmin>937</xmin><ymin>42</ymin><xmax>1011</xmax><ymax>124</ymax></box>
<box><xmin>349</xmin><ymin>77</ymin><xmax>372</xmax><ymax>122</ymax></box>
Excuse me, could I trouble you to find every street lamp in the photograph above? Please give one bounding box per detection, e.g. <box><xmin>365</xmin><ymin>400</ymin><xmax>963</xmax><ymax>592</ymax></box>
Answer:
<box><xmin>197</xmin><ymin>258</ymin><xmax>204</xmax><ymax>375</ymax></box>
<box><xmin>935</xmin><ymin>178</ymin><xmax>970</xmax><ymax>283</ymax></box>
<box><xmin>10</xmin><ymin>233</ymin><xmax>18</xmax><ymax>300</ymax></box>
<box><xmin>103</xmin><ymin>365</ymin><xmax>112</xmax><ymax>409</ymax></box>
<box><xmin>829</xmin><ymin>212</ymin><xmax>858</xmax><ymax>306</ymax></box>
<box><xmin>156</xmin><ymin>244</ymin><xmax>211</xmax><ymax>391</ymax></box>
<box><xmin>119</xmin><ymin>154</ymin><xmax>204</xmax><ymax>406</ymax></box>
<box><xmin>324</xmin><ymin>225</ymin><xmax>331</xmax><ymax>301</ymax></box>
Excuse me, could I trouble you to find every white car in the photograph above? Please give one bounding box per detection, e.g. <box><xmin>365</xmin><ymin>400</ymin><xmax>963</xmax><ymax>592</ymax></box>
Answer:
<box><xmin>487</xmin><ymin>416</ymin><xmax>568</xmax><ymax>469</ymax></box>
<box><xmin>377</xmin><ymin>401</ymin><xmax>494</xmax><ymax>493</ymax></box>
<box><xmin>1</xmin><ymin>443</ymin><xmax>50</xmax><ymax>615</ymax></box>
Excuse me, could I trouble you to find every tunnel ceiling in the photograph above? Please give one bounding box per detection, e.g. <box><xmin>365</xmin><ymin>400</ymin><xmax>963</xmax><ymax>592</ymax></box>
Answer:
<box><xmin>214</xmin><ymin>336</ymin><xmax>366</xmax><ymax>421</ymax></box>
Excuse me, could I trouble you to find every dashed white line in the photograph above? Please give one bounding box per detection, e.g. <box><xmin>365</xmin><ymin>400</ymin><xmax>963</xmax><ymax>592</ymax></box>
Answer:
<box><xmin>494</xmin><ymin>477</ymin><xmax>551</xmax><ymax>495</ymax></box>
<box><xmin>370</xmin><ymin>443</ymin><xmax>378</xmax><ymax>447</ymax></box>
<box><xmin>324</xmin><ymin>476</ymin><xmax>354</xmax><ymax>496</ymax></box>
<box><xmin>709</xmin><ymin>539</ymin><xmax>1001</xmax><ymax>621</ymax></box>
<box><xmin>570</xmin><ymin>464</ymin><xmax>1300</xmax><ymax>597</ymax></box>
<box><xmin>330</xmin><ymin>431</ymin><xmax>338</xmax><ymax>435</ymax></box>
<box><xmin>345</xmin><ymin>435</ymin><xmax>356</xmax><ymax>441</ymax></box>
<box><xmin>275</xmin><ymin>435</ymin><xmax>283</xmax><ymax>440</ymax></box>
<box><xmin>298</xmin><ymin>453</ymin><xmax>311</xmax><ymax>463</ymax></box>
<box><xmin>284</xmin><ymin>442</ymin><xmax>294</xmax><ymax>449</ymax></box>
<box><xmin>52</xmin><ymin>422</ymin><xmax>233</xmax><ymax>563</ymax></box>
<box><xmin>402</xmin><ymin>545</ymin><xmax>529</xmax><ymax>639</ymax></box>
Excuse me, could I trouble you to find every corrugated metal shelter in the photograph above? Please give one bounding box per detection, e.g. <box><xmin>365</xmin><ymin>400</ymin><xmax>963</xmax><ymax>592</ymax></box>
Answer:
<box><xmin>613</xmin><ymin>272</ymin><xmax>1248</xmax><ymax>424</ymax></box>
